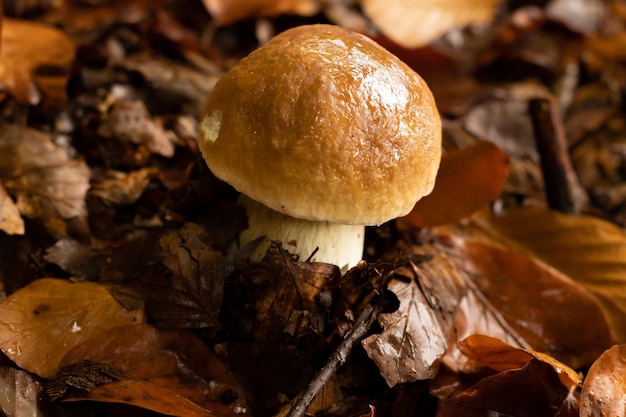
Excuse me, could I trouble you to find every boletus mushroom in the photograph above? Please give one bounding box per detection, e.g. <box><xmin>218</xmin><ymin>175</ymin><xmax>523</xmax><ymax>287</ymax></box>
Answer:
<box><xmin>198</xmin><ymin>24</ymin><xmax>441</xmax><ymax>270</ymax></box>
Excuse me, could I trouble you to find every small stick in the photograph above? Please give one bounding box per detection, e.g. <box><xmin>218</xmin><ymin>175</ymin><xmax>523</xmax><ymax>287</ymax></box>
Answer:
<box><xmin>528</xmin><ymin>96</ymin><xmax>588</xmax><ymax>213</ymax></box>
<box><xmin>285</xmin><ymin>304</ymin><xmax>381</xmax><ymax>417</ymax></box>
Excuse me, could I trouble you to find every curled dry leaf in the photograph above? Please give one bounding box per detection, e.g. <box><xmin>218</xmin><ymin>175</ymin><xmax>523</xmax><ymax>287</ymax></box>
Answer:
<box><xmin>0</xmin><ymin>181</ymin><xmax>24</xmax><ymax>235</ymax></box>
<box><xmin>438</xmin><ymin>233</ymin><xmax>613</xmax><ymax>369</ymax></box>
<box><xmin>473</xmin><ymin>206</ymin><xmax>626</xmax><ymax>343</ymax></box>
<box><xmin>89</xmin><ymin>168</ymin><xmax>157</xmax><ymax>206</ymax></box>
<box><xmin>0</xmin><ymin>125</ymin><xmax>90</xmax><ymax>222</ymax></box>
<box><xmin>0</xmin><ymin>18</ymin><xmax>75</xmax><ymax>105</ymax></box>
<box><xmin>458</xmin><ymin>334</ymin><xmax>581</xmax><ymax>388</ymax></box>
<box><xmin>202</xmin><ymin>0</ymin><xmax>320</xmax><ymax>26</ymax></box>
<box><xmin>399</xmin><ymin>141</ymin><xmax>510</xmax><ymax>228</ymax></box>
<box><xmin>59</xmin><ymin>324</ymin><xmax>250</xmax><ymax>417</ymax></box>
<box><xmin>0</xmin><ymin>278</ymin><xmax>145</xmax><ymax>378</ymax></box>
<box><xmin>580</xmin><ymin>344</ymin><xmax>626</xmax><ymax>417</ymax></box>
<box><xmin>360</xmin><ymin>0</ymin><xmax>503</xmax><ymax>48</ymax></box>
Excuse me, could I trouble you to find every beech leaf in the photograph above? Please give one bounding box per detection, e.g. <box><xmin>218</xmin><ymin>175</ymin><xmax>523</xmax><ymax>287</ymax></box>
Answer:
<box><xmin>439</xmin><ymin>234</ymin><xmax>614</xmax><ymax>368</ymax></box>
<box><xmin>0</xmin><ymin>125</ymin><xmax>90</xmax><ymax>222</ymax></box>
<box><xmin>0</xmin><ymin>278</ymin><xmax>145</xmax><ymax>378</ymax></box>
<box><xmin>202</xmin><ymin>0</ymin><xmax>320</xmax><ymax>26</ymax></box>
<box><xmin>400</xmin><ymin>141</ymin><xmax>510</xmax><ymax>228</ymax></box>
<box><xmin>360</xmin><ymin>0</ymin><xmax>503</xmax><ymax>48</ymax></box>
<box><xmin>58</xmin><ymin>324</ymin><xmax>250</xmax><ymax>417</ymax></box>
<box><xmin>580</xmin><ymin>344</ymin><xmax>626</xmax><ymax>417</ymax></box>
<box><xmin>474</xmin><ymin>206</ymin><xmax>626</xmax><ymax>343</ymax></box>
<box><xmin>458</xmin><ymin>334</ymin><xmax>581</xmax><ymax>388</ymax></box>
<box><xmin>0</xmin><ymin>18</ymin><xmax>75</xmax><ymax>105</ymax></box>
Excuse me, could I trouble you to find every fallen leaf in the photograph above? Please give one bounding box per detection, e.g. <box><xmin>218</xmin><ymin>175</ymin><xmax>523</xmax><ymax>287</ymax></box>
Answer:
<box><xmin>400</xmin><ymin>141</ymin><xmax>510</xmax><ymax>228</ymax></box>
<box><xmin>46</xmin><ymin>360</ymin><xmax>128</xmax><ymax>401</ymax></box>
<box><xmin>0</xmin><ymin>18</ymin><xmax>75</xmax><ymax>105</ymax></box>
<box><xmin>0</xmin><ymin>278</ymin><xmax>145</xmax><ymax>378</ymax></box>
<box><xmin>360</xmin><ymin>0</ymin><xmax>503</xmax><ymax>48</ymax></box>
<box><xmin>580</xmin><ymin>344</ymin><xmax>626</xmax><ymax>417</ymax></box>
<box><xmin>0</xmin><ymin>125</ymin><xmax>90</xmax><ymax>223</ymax></box>
<box><xmin>361</xmin><ymin>261</ymin><xmax>452</xmax><ymax>386</ymax></box>
<box><xmin>458</xmin><ymin>334</ymin><xmax>581</xmax><ymax>388</ymax></box>
<box><xmin>438</xmin><ymin>234</ymin><xmax>614</xmax><ymax>368</ymax></box>
<box><xmin>89</xmin><ymin>168</ymin><xmax>158</xmax><ymax>206</ymax></box>
<box><xmin>0</xmin><ymin>181</ymin><xmax>24</xmax><ymax>235</ymax></box>
<box><xmin>59</xmin><ymin>324</ymin><xmax>250</xmax><ymax>417</ymax></box>
<box><xmin>202</xmin><ymin>0</ymin><xmax>320</xmax><ymax>26</ymax></box>
<box><xmin>0</xmin><ymin>366</ymin><xmax>45</xmax><ymax>417</ymax></box>
<box><xmin>438</xmin><ymin>358</ymin><xmax>573</xmax><ymax>417</ymax></box>
<box><xmin>474</xmin><ymin>206</ymin><xmax>626</xmax><ymax>343</ymax></box>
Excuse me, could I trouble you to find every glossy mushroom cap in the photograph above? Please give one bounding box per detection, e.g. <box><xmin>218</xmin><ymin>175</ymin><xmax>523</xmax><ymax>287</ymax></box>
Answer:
<box><xmin>199</xmin><ymin>24</ymin><xmax>441</xmax><ymax>226</ymax></box>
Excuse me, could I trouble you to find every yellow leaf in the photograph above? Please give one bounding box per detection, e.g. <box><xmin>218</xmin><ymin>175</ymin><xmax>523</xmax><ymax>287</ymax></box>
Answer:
<box><xmin>0</xmin><ymin>278</ymin><xmax>145</xmax><ymax>378</ymax></box>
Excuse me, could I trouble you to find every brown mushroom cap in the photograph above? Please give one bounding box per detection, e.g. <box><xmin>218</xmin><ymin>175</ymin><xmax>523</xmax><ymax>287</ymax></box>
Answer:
<box><xmin>199</xmin><ymin>24</ymin><xmax>441</xmax><ymax>225</ymax></box>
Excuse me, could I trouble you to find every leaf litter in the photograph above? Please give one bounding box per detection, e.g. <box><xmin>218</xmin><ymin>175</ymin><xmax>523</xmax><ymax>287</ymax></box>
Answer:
<box><xmin>2</xmin><ymin>1</ymin><xmax>626</xmax><ymax>417</ymax></box>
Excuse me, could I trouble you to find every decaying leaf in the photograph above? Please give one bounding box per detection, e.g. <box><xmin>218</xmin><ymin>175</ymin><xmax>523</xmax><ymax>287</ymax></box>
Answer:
<box><xmin>0</xmin><ymin>125</ymin><xmax>90</xmax><ymax>223</ymax></box>
<box><xmin>580</xmin><ymin>344</ymin><xmax>626</xmax><ymax>417</ymax></box>
<box><xmin>0</xmin><ymin>278</ymin><xmax>145</xmax><ymax>378</ymax></box>
<box><xmin>0</xmin><ymin>366</ymin><xmax>46</xmax><ymax>417</ymax></box>
<box><xmin>0</xmin><ymin>18</ymin><xmax>75</xmax><ymax>105</ymax></box>
<box><xmin>438</xmin><ymin>233</ymin><xmax>614</xmax><ymax>369</ymax></box>
<box><xmin>46</xmin><ymin>360</ymin><xmax>129</xmax><ymax>401</ymax></box>
<box><xmin>400</xmin><ymin>141</ymin><xmax>510</xmax><ymax>228</ymax></box>
<box><xmin>458</xmin><ymin>334</ymin><xmax>581</xmax><ymax>388</ymax></box>
<box><xmin>0</xmin><ymin>181</ymin><xmax>24</xmax><ymax>235</ymax></box>
<box><xmin>58</xmin><ymin>324</ymin><xmax>250</xmax><ymax>417</ymax></box>
<box><xmin>361</xmin><ymin>257</ymin><xmax>458</xmax><ymax>386</ymax></box>
<box><xmin>89</xmin><ymin>168</ymin><xmax>158</xmax><ymax>206</ymax></box>
<box><xmin>360</xmin><ymin>0</ymin><xmax>503</xmax><ymax>48</ymax></box>
<box><xmin>473</xmin><ymin>206</ymin><xmax>626</xmax><ymax>343</ymax></box>
<box><xmin>202</xmin><ymin>0</ymin><xmax>320</xmax><ymax>26</ymax></box>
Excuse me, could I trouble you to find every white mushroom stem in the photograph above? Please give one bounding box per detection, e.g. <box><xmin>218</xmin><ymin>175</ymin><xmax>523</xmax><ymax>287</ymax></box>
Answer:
<box><xmin>237</xmin><ymin>195</ymin><xmax>365</xmax><ymax>271</ymax></box>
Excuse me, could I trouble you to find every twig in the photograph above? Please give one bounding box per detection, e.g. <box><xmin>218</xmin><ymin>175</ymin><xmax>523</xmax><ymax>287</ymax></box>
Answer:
<box><xmin>528</xmin><ymin>96</ymin><xmax>588</xmax><ymax>213</ymax></box>
<box><xmin>285</xmin><ymin>303</ymin><xmax>381</xmax><ymax>417</ymax></box>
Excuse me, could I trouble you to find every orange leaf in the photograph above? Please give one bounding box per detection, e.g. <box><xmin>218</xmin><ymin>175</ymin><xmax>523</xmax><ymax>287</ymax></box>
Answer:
<box><xmin>458</xmin><ymin>334</ymin><xmax>581</xmax><ymax>388</ymax></box>
<box><xmin>400</xmin><ymin>141</ymin><xmax>510</xmax><ymax>228</ymax></box>
<box><xmin>580</xmin><ymin>344</ymin><xmax>626</xmax><ymax>417</ymax></box>
<box><xmin>0</xmin><ymin>18</ymin><xmax>75</xmax><ymax>105</ymax></box>
<box><xmin>0</xmin><ymin>278</ymin><xmax>145</xmax><ymax>378</ymax></box>
<box><xmin>60</xmin><ymin>324</ymin><xmax>250</xmax><ymax>417</ymax></box>
<box><xmin>361</xmin><ymin>0</ymin><xmax>503</xmax><ymax>48</ymax></box>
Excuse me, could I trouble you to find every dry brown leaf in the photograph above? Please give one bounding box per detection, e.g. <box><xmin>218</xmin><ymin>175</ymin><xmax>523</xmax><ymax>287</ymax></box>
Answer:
<box><xmin>361</xmin><ymin>0</ymin><xmax>503</xmax><ymax>48</ymax></box>
<box><xmin>0</xmin><ymin>181</ymin><xmax>24</xmax><ymax>235</ymax></box>
<box><xmin>0</xmin><ymin>18</ymin><xmax>75</xmax><ymax>105</ymax></box>
<box><xmin>202</xmin><ymin>0</ymin><xmax>320</xmax><ymax>26</ymax></box>
<box><xmin>89</xmin><ymin>168</ymin><xmax>157</xmax><ymax>206</ymax></box>
<box><xmin>400</xmin><ymin>141</ymin><xmax>510</xmax><ymax>228</ymax></box>
<box><xmin>580</xmin><ymin>344</ymin><xmax>626</xmax><ymax>417</ymax></box>
<box><xmin>0</xmin><ymin>125</ymin><xmax>90</xmax><ymax>223</ymax></box>
<box><xmin>0</xmin><ymin>278</ymin><xmax>145</xmax><ymax>378</ymax></box>
<box><xmin>59</xmin><ymin>324</ymin><xmax>250</xmax><ymax>417</ymax></box>
<box><xmin>361</xmin><ymin>252</ymin><xmax>465</xmax><ymax>387</ymax></box>
<box><xmin>458</xmin><ymin>334</ymin><xmax>581</xmax><ymax>388</ymax></box>
<box><xmin>438</xmin><ymin>234</ymin><xmax>613</xmax><ymax>369</ymax></box>
<box><xmin>473</xmin><ymin>206</ymin><xmax>626</xmax><ymax>343</ymax></box>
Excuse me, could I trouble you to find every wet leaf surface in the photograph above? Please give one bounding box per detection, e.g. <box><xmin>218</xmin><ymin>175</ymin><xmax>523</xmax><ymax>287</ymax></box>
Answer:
<box><xmin>0</xmin><ymin>278</ymin><xmax>145</xmax><ymax>378</ymax></box>
<box><xmin>580</xmin><ymin>344</ymin><xmax>626</xmax><ymax>417</ymax></box>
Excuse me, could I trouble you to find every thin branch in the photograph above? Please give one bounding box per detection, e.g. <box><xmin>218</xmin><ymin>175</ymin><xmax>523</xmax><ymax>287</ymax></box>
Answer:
<box><xmin>285</xmin><ymin>303</ymin><xmax>381</xmax><ymax>417</ymax></box>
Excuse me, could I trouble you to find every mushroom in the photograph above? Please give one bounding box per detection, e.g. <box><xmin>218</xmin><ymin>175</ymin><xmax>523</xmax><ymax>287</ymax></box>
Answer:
<box><xmin>198</xmin><ymin>24</ymin><xmax>441</xmax><ymax>270</ymax></box>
